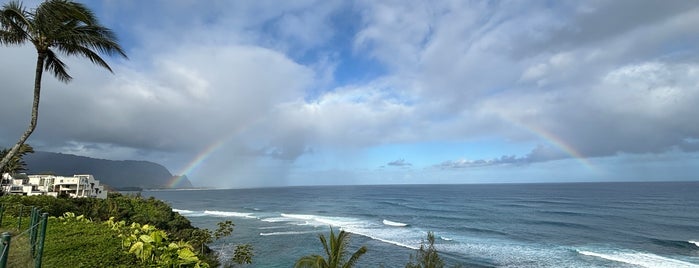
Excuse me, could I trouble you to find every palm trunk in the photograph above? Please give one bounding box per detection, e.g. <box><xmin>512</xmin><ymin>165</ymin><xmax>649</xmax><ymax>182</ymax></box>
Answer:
<box><xmin>0</xmin><ymin>52</ymin><xmax>45</xmax><ymax>173</ymax></box>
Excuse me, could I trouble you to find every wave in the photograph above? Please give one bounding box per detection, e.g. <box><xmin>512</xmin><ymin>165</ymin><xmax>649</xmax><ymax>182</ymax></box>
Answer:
<box><xmin>440</xmin><ymin>236</ymin><xmax>453</xmax><ymax>241</ymax></box>
<box><xmin>528</xmin><ymin>220</ymin><xmax>594</xmax><ymax>230</ymax></box>
<box><xmin>650</xmin><ymin>238</ymin><xmax>699</xmax><ymax>250</ymax></box>
<box><xmin>173</xmin><ymin>208</ymin><xmax>193</xmax><ymax>214</ymax></box>
<box><xmin>173</xmin><ymin>208</ymin><xmax>260</xmax><ymax>219</ymax></box>
<box><xmin>269</xmin><ymin>213</ymin><xmax>424</xmax><ymax>250</ymax></box>
<box><xmin>277</xmin><ymin>213</ymin><xmax>367</xmax><ymax>228</ymax></box>
<box><xmin>577</xmin><ymin>250</ymin><xmax>699</xmax><ymax>268</ymax></box>
<box><xmin>348</xmin><ymin>229</ymin><xmax>419</xmax><ymax>250</ymax></box>
<box><xmin>204</xmin><ymin>210</ymin><xmax>258</xmax><ymax>219</ymax></box>
<box><xmin>535</xmin><ymin>209</ymin><xmax>594</xmax><ymax>217</ymax></box>
<box><xmin>279</xmin><ymin>213</ymin><xmax>315</xmax><ymax>220</ymax></box>
<box><xmin>460</xmin><ymin>226</ymin><xmax>509</xmax><ymax>237</ymax></box>
<box><xmin>260</xmin><ymin>231</ymin><xmax>315</xmax><ymax>236</ymax></box>
<box><xmin>383</xmin><ymin>219</ymin><xmax>408</xmax><ymax>227</ymax></box>
<box><xmin>172</xmin><ymin>208</ymin><xmax>207</xmax><ymax>217</ymax></box>
<box><xmin>258</xmin><ymin>226</ymin><xmax>288</xmax><ymax>230</ymax></box>
<box><xmin>261</xmin><ymin>217</ymin><xmax>291</xmax><ymax>223</ymax></box>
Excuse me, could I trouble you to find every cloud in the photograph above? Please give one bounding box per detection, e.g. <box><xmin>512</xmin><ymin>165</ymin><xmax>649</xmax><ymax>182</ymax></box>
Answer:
<box><xmin>2</xmin><ymin>1</ymin><xmax>699</xmax><ymax>187</ymax></box>
<box><xmin>387</xmin><ymin>159</ymin><xmax>412</xmax><ymax>167</ymax></box>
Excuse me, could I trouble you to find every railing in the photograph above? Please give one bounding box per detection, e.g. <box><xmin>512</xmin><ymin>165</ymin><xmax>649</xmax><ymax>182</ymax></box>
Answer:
<box><xmin>0</xmin><ymin>205</ymin><xmax>49</xmax><ymax>268</ymax></box>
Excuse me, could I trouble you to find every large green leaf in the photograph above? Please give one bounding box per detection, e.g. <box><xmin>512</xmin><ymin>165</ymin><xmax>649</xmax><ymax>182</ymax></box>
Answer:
<box><xmin>178</xmin><ymin>248</ymin><xmax>199</xmax><ymax>263</ymax></box>
<box><xmin>129</xmin><ymin>241</ymin><xmax>143</xmax><ymax>255</ymax></box>
<box><xmin>139</xmin><ymin>234</ymin><xmax>153</xmax><ymax>243</ymax></box>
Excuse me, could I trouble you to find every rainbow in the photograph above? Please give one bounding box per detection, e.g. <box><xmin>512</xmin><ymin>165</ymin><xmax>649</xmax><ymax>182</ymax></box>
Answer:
<box><xmin>167</xmin><ymin>137</ymin><xmax>229</xmax><ymax>188</ymax></box>
<box><xmin>167</xmin><ymin>116</ymin><xmax>267</xmax><ymax>188</ymax></box>
<box><xmin>503</xmin><ymin>116</ymin><xmax>597</xmax><ymax>171</ymax></box>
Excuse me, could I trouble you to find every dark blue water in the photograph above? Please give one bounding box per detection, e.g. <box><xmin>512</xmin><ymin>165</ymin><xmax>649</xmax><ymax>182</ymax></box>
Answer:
<box><xmin>144</xmin><ymin>182</ymin><xmax>699</xmax><ymax>267</ymax></box>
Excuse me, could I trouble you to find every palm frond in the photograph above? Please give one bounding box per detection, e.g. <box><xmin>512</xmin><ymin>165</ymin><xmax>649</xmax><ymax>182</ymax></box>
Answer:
<box><xmin>54</xmin><ymin>24</ymin><xmax>127</xmax><ymax>59</ymax></box>
<box><xmin>56</xmin><ymin>44</ymin><xmax>112</xmax><ymax>72</ymax></box>
<box><xmin>294</xmin><ymin>255</ymin><xmax>327</xmax><ymax>268</ymax></box>
<box><xmin>34</xmin><ymin>0</ymin><xmax>96</xmax><ymax>28</ymax></box>
<box><xmin>0</xmin><ymin>1</ymin><xmax>31</xmax><ymax>45</ymax></box>
<box><xmin>334</xmin><ymin>230</ymin><xmax>350</xmax><ymax>265</ymax></box>
<box><xmin>44</xmin><ymin>49</ymin><xmax>71</xmax><ymax>82</ymax></box>
<box><xmin>342</xmin><ymin>246</ymin><xmax>367</xmax><ymax>268</ymax></box>
<box><xmin>320</xmin><ymin>232</ymin><xmax>331</xmax><ymax>260</ymax></box>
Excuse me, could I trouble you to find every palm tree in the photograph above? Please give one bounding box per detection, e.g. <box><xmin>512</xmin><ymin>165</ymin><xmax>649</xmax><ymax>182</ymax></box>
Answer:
<box><xmin>0</xmin><ymin>143</ymin><xmax>34</xmax><ymax>174</ymax></box>
<box><xmin>405</xmin><ymin>232</ymin><xmax>445</xmax><ymax>268</ymax></box>
<box><xmin>0</xmin><ymin>0</ymin><xmax>126</xmax><ymax>172</ymax></box>
<box><xmin>295</xmin><ymin>227</ymin><xmax>367</xmax><ymax>268</ymax></box>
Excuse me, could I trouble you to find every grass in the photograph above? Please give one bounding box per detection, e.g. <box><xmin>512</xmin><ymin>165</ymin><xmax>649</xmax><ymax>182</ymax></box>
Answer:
<box><xmin>0</xmin><ymin>215</ymin><xmax>141</xmax><ymax>268</ymax></box>
<box><xmin>0</xmin><ymin>217</ymin><xmax>43</xmax><ymax>268</ymax></box>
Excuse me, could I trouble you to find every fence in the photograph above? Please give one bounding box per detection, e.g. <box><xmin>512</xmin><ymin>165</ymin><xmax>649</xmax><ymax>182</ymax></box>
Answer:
<box><xmin>0</xmin><ymin>205</ymin><xmax>49</xmax><ymax>268</ymax></box>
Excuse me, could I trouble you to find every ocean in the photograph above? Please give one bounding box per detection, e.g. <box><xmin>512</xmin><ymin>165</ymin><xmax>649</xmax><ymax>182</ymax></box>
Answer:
<box><xmin>143</xmin><ymin>182</ymin><xmax>699</xmax><ymax>267</ymax></box>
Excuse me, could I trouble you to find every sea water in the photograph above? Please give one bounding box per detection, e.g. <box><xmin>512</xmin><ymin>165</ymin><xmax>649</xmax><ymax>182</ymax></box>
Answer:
<box><xmin>144</xmin><ymin>182</ymin><xmax>699</xmax><ymax>267</ymax></box>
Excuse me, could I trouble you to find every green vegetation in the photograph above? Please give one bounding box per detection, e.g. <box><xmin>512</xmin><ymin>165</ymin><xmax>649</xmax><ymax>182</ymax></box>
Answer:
<box><xmin>0</xmin><ymin>0</ymin><xmax>127</xmax><ymax>172</ymax></box>
<box><xmin>105</xmin><ymin>216</ymin><xmax>207</xmax><ymax>267</ymax></box>
<box><xmin>0</xmin><ymin>194</ymin><xmax>252</xmax><ymax>267</ymax></box>
<box><xmin>47</xmin><ymin>213</ymin><xmax>140</xmax><ymax>267</ymax></box>
<box><xmin>0</xmin><ymin>144</ymin><xmax>33</xmax><ymax>174</ymax></box>
<box><xmin>295</xmin><ymin>227</ymin><xmax>367</xmax><ymax>268</ymax></box>
<box><xmin>405</xmin><ymin>232</ymin><xmax>462</xmax><ymax>268</ymax></box>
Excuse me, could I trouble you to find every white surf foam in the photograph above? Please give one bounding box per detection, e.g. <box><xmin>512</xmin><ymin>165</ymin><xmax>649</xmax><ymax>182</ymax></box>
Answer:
<box><xmin>259</xmin><ymin>231</ymin><xmax>315</xmax><ymax>236</ymax></box>
<box><xmin>173</xmin><ymin>208</ymin><xmax>193</xmax><ymax>213</ymax></box>
<box><xmin>277</xmin><ymin>213</ymin><xmax>365</xmax><ymax>228</ymax></box>
<box><xmin>274</xmin><ymin>213</ymin><xmax>424</xmax><ymax>250</ymax></box>
<box><xmin>279</xmin><ymin>213</ymin><xmax>315</xmax><ymax>220</ymax></box>
<box><xmin>204</xmin><ymin>210</ymin><xmax>258</xmax><ymax>219</ymax></box>
<box><xmin>172</xmin><ymin>208</ymin><xmax>208</xmax><ymax>217</ymax></box>
<box><xmin>440</xmin><ymin>236</ymin><xmax>453</xmax><ymax>241</ymax></box>
<box><xmin>577</xmin><ymin>250</ymin><xmax>699</xmax><ymax>268</ymax></box>
<box><xmin>438</xmin><ymin>238</ymin><xmax>573</xmax><ymax>266</ymax></box>
<box><xmin>383</xmin><ymin>219</ymin><xmax>408</xmax><ymax>227</ymax></box>
<box><xmin>261</xmin><ymin>217</ymin><xmax>292</xmax><ymax>223</ymax></box>
<box><xmin>689</xmin><ymin>240</ymin><xmax>699</xmax><ymax>247</ymax></box>
<box><xmin>349</xmin><ymin>229</ymin><xmax>419</xmax><ymax>250</ymax></box>
<box><xmin>258</xmin><ymin>226</ymin><xmax>288</xmax><ymax>230</ymax></box>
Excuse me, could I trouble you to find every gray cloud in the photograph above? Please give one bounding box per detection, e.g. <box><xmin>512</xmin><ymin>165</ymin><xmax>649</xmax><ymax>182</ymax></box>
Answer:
<box><xmin>387</xmin><ymin>159</ymin><xmax>412</xmax><ymax>167</ymax></box>
<box><xmin>2</xmin><ymin>1</ymin><xmax>699</xmax><ymax>187</ymax></box>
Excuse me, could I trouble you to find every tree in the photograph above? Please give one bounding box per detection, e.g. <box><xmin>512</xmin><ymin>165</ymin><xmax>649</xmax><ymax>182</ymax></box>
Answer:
<box><xmin>405</xmin><ymin>232</ymin><xmax>445</xmax><ymax>268</ymax></box>
<box><xmin>0</xmin><ymin>0</ymin><xmax>127</xmax><ymax>172</ymax></box>
<box><xmin>0</xmin><ymin>143</ymin><xmax>34</xmax><ymax>174</ymax></box>
<box><xmin>295</xmin><ymin>227</ymin><xmax>367</xmax><ymax>268</ymax></box>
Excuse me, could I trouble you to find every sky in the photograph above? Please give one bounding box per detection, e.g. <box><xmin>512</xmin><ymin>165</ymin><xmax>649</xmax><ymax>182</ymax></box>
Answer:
<box><xmin>1</xmin><ymin>0</ymin><xmax>699</xmax><ymax>188</ymax></box>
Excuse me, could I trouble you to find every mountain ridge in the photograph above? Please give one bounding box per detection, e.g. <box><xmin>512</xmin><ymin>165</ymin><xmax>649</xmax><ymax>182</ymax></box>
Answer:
<box><xmin>23</xmin><ymin>151</ymin><xmax>193</xmax><ymax>189</ymax></box>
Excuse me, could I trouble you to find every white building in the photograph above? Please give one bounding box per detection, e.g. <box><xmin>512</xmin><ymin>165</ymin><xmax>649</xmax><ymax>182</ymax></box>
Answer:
<box><xmin>1</xmin><ymin>173</ymin><xmax>107</xmax><ymax>199</ymax></box>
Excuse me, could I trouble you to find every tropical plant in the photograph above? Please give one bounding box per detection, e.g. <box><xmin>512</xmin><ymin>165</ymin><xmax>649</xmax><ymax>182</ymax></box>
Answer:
<box><xmin>0</xmin><ymin>0</ymin><xmax>127</xmax><ymax>172</ymax></box>
<box><xmin>106</xmin><ymin>217</ymin><xmax>209</xmax><ymax>267</ymax></box>
<box><xmin>192</xmin><ymin>220</ymin><xmax>254</xmax><ymax>266</ymax></box>
<box><xmin>295</xmin><ymin>227</ymin><xmax>367</xmax><ymax>268</ymax></box>
<box><xmin>0</xmin><ymin>143</ymin><xmax>33</xmax><ymax>174</ymax></box>
<box><xmin>232</xmin><ymin>244</ymin><xmax>254</xmax><ymax>265</ymax></box>
<box><xmin>405</xmin><ymin>232</ymin><xmax>445</xmax><ymax>268</ymax></box>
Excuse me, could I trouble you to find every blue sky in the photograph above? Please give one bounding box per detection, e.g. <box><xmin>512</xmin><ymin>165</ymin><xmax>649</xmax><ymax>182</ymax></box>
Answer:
<box><xmin>1</xmin><ymin>0</ymin><xmax>699</xmax><ymax>188</ymax></box>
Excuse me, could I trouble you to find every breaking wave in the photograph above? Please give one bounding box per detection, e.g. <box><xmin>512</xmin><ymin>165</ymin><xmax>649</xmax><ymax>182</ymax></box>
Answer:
<box><xmin>204</xmin><ymin>210</ymin><xmax>258</xmax><ymax>219</ymax></box>
<box><xmin>260</xmin><ymin>231</ymin><xmax>316</xmax><ymax>236</ymax></box>
<box><xmin>577</xmin><ymin>250</ymin><xmax>699</xmax><ymax>268</ymax></box>
<box><xmin>383</xmin><ymin>219</ymin><xmax>408</xmax><ymax>227</ymax></box>
<box><xmin>172</xmin><ymin>208</ymin><xmax>207</xmax><ymax>217</ymax></box>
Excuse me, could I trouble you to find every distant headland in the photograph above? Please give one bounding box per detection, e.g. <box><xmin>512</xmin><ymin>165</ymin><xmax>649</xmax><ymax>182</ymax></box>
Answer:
<box><xmin>23</xmin><ymin>151</ymin><xmax>193</xmax><ymax>189</ymax></box>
